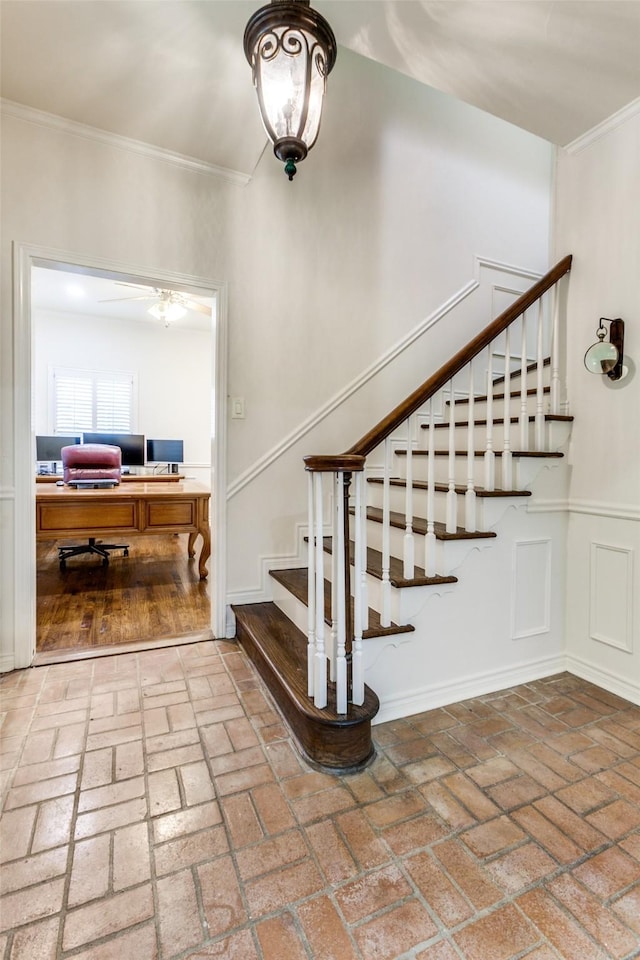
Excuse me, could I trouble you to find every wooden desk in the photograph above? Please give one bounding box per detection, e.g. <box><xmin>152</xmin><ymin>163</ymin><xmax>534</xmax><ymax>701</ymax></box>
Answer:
<box><xmin>36</xmin><ymin>481</ymin><xmax>211</xmax><ymax>579</ymax></box>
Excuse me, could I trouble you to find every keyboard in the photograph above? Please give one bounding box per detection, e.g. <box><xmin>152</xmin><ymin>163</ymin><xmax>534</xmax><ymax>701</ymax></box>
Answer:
<box><xmin>67</xmin><ymin>479</ymin><xmax>119</xmax><ymax>489</ymax></box>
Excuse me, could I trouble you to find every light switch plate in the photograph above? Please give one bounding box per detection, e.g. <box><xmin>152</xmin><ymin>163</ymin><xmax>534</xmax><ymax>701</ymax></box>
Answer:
<box><xmin>231</xmin><ymin>397</ymin><xmax>245</xmax><ymax>419</ymax></box>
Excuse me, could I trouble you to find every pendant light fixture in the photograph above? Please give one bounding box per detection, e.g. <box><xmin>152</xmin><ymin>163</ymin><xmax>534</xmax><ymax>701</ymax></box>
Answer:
<box><xmin>244</xmin><ymin>0</ymin><xmax>337</xmax><ymax>181</ymax></box>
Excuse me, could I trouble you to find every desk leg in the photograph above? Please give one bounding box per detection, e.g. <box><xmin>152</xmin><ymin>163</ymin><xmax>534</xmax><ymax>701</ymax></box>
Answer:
<box><xmin>189</xmin><ymin>524</ymin><xmax>211</xmax><ymax>580</ymax></box>
<box><xmin>188</xmin><ymin>532</ymin><xmax>197</xmax><ymax>558</ymax></box>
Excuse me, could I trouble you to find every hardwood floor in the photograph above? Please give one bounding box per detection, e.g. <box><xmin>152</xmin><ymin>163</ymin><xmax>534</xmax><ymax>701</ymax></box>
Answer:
<box><xmin>36</xmin><ymin>533</ymin><xmax>211</xmax><ymax>653</ymax></box>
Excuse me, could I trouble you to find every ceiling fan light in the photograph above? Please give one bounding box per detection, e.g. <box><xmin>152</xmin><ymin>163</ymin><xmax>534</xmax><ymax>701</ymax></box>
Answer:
<box><xmin>148</xmin><ymin>300</ymin><xmax>187</xmax><ymax>325</ymax></box>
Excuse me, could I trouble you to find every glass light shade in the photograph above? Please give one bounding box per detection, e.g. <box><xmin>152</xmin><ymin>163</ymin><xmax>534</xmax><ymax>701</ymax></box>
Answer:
<box><xmin>148</xmin><ymin>300</ymin><xmax>187</xmax><ymax>325</ymax></box>
<box><xmin>584</xmin><ymin>340</ymin><xmax>619</xmax><ymax>374</ymax></box>
<box><xmin>245</xmin><ymin>1</ymin><xmax>337</xmax><ymax>179</ymax></box>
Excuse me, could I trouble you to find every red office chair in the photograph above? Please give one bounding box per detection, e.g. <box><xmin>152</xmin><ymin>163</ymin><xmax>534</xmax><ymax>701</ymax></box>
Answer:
<box><xmin>57</xmin><ymin>444</ymin><xmax>130</xmax><ymax>568</ymax></box>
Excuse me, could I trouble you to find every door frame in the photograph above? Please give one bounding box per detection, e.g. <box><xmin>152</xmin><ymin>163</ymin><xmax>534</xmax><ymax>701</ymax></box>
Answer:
<box><xmin>12</xmin><ymin>241</ymin><xmax>228</xmax><ymax>666</ymax></box>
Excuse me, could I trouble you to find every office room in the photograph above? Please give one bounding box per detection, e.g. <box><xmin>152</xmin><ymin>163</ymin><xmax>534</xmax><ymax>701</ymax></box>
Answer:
<box><xmin>32</xmin><ymin>264</ymin><xmax>214</xmax><ymax>657</ymax></box>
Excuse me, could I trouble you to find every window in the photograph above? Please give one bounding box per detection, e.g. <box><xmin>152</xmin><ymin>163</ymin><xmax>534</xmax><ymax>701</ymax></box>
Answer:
<box><xmin>52</xmin><ymin>367</ymin><xmax>135</xmax><ymax>434</ymax></box>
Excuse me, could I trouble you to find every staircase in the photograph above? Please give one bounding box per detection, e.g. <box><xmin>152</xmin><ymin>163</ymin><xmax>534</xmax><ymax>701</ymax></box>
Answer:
<box><xmin>233</xmin><ymin>256</ymin><xmax>573</xmax><ymax>771</ymax></box>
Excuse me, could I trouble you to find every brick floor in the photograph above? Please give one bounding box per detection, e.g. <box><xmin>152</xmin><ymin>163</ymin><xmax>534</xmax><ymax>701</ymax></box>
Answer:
<box><xmin>1</xmin><ymin>642</ymin><xmax>639</xmax><ymax>960</ymax></box>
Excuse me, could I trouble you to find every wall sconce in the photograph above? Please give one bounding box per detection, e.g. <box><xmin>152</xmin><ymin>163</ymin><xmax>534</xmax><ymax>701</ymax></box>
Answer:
<box><xmin>584</xmin><ymin>318</ymin><xmax>626</xmax><ymax>381</ymax></box>
<box><xmin>244</xmin><ymin>0</ymin><xmax>337</xmax><ymax>181</ymax></box>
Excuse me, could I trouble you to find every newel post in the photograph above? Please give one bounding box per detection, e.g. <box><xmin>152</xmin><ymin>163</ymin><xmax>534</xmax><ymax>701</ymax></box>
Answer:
<box><xmin>304</xmin><ymin>454</ymin><xmax>365</xmax><ymax>714</ymax></box>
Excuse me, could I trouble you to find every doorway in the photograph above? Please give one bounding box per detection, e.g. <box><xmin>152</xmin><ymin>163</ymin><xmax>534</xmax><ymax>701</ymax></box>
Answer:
<box><xmin>13</xmin><ymin>244</ymin><xmax>228</xmax><ymax>668</ymax></box>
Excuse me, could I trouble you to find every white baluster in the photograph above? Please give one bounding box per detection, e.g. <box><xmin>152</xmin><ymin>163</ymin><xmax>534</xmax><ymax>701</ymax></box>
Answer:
<box><xmin>465</xmin><ymin>360</ymin><xmax>476</xmax><ymax>532</ymax></box>
<box><xmin>519</xmin><ymin>311</ymin><xmax>529</xmax><ymax>451</ymax></box>
<box><xmin>329</xmin><ymin>475</ymin><xmax>339</xmax><ymax>683</ymax></box>
<box><xmin>551</xmin><ymin>283</ymin><xmax>560</xmax><ymax>415</ymax></box>
<box><xmin>381</xmin><ymin>437</ymin><xmax>392</xmax><ymax>627</ymax></box>
<box><xmin>307</xmin><ymin>472</ymin><xmax>316</xmax><ymax>698</ymax></box>
<box><xmin>446</xmin><ymin>378</ymin><xmax>457</xmax><ymax>533</ymax></box>
<box><xmin>484</xmin><ymin>348</ymin><xmax>495</xmax><ymax>492</ymax></box>
<box><xmin>425</xmin><ymin>398</ymin><xmax>437</xmax><ymax>577</ymax></box>
<box><xmin>352</xmin><ymin>471</ymin><xmax>365</xmax><ymax>706</ymax></box>
<box><xmin>502</xmin><ymin>326</ymin><xmax>513</xmax><ymax>490</ymax></box>
<box><xmin>313</xmin><ymin>472</ymin><xmax>327</xmax><ymax>708</ymax></box>
<box><xmin>335</xmin><ymin>472</ymin><xmax>347</xmax><ymax>714</ymax></box>
<box><xmin>403</xmin><ymin>415</ymin><xmax>415</xmax><ymax>578</ymax></box>
<box><xmin>360</xmin><ymin>465</ymin><xmax>369</xmax><ymax>632</ymax></box>
<box><xmin>535</xmin><ymin>298</ymin><xmax>545</xmax><ymax>450</ymax></box>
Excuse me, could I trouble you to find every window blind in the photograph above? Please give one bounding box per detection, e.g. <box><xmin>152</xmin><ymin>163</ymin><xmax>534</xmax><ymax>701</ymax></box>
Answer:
<box><xmin>53</xmin><ymin>367</ymin><xmax>134</xmax><ymax>434</ymax></box>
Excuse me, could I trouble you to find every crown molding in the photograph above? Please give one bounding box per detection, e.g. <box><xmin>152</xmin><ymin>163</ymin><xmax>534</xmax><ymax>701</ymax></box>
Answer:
<box><xmin>564</xmin><ymin>97</ymin><xmax>640</xmax><ymax>155</ymax></box>
<box><xmin>0</xmin><ymin>99</ymin><xmax>251</xmax><ymax>186</ymax></box>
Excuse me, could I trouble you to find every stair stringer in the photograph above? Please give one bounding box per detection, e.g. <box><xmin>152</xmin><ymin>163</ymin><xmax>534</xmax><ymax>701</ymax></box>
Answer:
<box><xmin>365</xmin><ymin>463</ymin><xmax>571</xmax><ymax>724</ymax></box>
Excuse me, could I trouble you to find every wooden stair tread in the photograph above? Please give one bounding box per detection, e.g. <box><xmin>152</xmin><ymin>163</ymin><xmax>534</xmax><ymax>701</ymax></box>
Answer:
<box><xmin>357</xmin><ymin>506</ymin><xmax>497</xmax><ymax>540</ymax></box>
<box><xmin>430</xmin><ymin>414</ymin><xmax>573</xmax><ymax>429</ymax></box>
<box><xmin>396</xmin><ymin>449</ymin><xmax>564</xmax><ymax>459</ymax></box>
<box><xmin>233</xmin><ymin>601</ymin><xmax>379</xmax><ymax>771</ymax></box>
<box><xmin>368</xmin><ymin>478</ymin><xmax>531</xmax><ymax>498</ymax></box>
<box><xmin>307</xmin><ymin>536</ymin><xmax>457</xmax><ymax>588</ymax></box>
<box><xmin>448</xmin><ymin>386</ymin><xmax>550</xmax><ymax>406</ymax></box>
<box><xmin>270</xmin><ymin>568</ymin><xmax>415</xmax><ymax>638</ymax></box>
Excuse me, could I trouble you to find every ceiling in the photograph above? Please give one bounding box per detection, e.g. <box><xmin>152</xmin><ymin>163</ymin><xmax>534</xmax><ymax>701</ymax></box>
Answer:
<box><xmin>2</xmin><ymin>0</ymin><xmax>640</xmax><ymax>180</ymax></box>
<box><xmin>32</xmin><ymin>266</ymin><xmax>213</xmax><ymax>332</ymax></box>
<box><xmin>6</xmin><ymin>1</ymin><xmax>639</xmax><ymax>323</ymax></box>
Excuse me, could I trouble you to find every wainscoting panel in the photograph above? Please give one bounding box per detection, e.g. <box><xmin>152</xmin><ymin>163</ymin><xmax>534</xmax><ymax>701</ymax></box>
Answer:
<box><xmin>511</xmin><ymin>538</ymin><xmax>551</xmax><ymax>640</ymax></box>
<box><xmin>589</xmin><ymin>541</ymin><xmax>634</xmax><ymax>653</ymax></box>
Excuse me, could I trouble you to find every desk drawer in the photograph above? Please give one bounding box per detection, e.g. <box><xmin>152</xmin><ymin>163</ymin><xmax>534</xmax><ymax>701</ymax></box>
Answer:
<box><xmin>146</xmin><ymin>499</ymin><xmax>196</xmax><ymax>530</ymax></box>
<box><xmin>38</xmin><ymin>501</ymin><xmax>138</xmax><ymax>535</ymax></box>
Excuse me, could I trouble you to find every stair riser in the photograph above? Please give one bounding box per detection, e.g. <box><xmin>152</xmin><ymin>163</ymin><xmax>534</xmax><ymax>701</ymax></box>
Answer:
<box><xmin>366</xmin><ymin>484</ymin><xmax>462</xmax><ymax>528</ymax></box>
<box><xmin>392</xmin><ymin>455</ymin><xmax>520</xmax><ymax>488</ymax></box>
<box><xmin>362</xmin><ymin>520</ymin><xmax>493</xmax><ymax>575</ymax></box>
<box><xmin>295</xmin><ymin>553</ymin><xmax>458</xmax><ymax>628</ymax></box>
<box><xmin>426</xmin><ymin>393</ymin><xmax>551</xmax><ymax>424</ymax></box>
<box><xmin>427</xmin><ymin>422</ymin><xmax>549</xmax><ymax>450</ymax></box>
<box><xmin>480</xmin><ymin>366</ymin><xmax>552</xmax><ymax>393</ymax></box>
<box><xmin>272</xmin><ymin>576</ymin><xmax>315</xmax><ymax>641</ymax></box>
<box><xmin>272</xmin><ymin>567</ymin><xmax>409</xmax><ymax>646</ymax></box>
<box><xmin>365</xmin><ymin>484</ymin><xmax>528</xmax><ymax>530</ymax></box>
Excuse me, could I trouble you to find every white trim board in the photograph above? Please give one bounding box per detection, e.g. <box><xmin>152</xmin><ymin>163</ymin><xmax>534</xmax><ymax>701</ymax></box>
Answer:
<box><xmin>528</xmin><ymin>499</ymin><xmax>640</xmax><ymax>522</ymax></box>
<box><xmin>227</xmin><ymin>257</ymin><xmax>543</xmax><ymax>500</ymax></box>
<box><xmin>0</xmin><ymin>99</ymin><xmax>252</xmax><ymax>186</ymax></box>
<box><xmin>566</xmin><ymin>653</ymin><xmax>640</xmax><ymax>707</ymax></box>
<box><xmin>373</xmin><ymin>654</ymin><xmax>568</xmax><ymax>725</ymax></box>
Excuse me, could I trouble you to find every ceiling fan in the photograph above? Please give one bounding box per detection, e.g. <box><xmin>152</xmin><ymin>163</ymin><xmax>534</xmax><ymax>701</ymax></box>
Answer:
<box><xmin>99</xmin><ymin>283</ymin><xmax>211</xmax><ymax>326</ymax></box>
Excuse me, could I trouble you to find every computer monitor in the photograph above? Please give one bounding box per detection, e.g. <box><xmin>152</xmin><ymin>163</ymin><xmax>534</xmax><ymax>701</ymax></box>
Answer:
<box><xmin>146</xmin><ymin>439</ymin><xmax>184</xmax><ymax>472</ymax></box>
<box><xmin>82</xmin><ymin>432</ymin><xmax>146</xmax><ymax>467</ymax></box>
<box><xmin>36</xmin><ymin>435</ymin><xmax>81</xmax><ymax>473</ymax></box>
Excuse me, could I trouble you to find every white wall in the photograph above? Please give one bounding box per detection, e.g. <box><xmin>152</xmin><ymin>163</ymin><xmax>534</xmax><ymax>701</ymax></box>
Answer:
<box><xmin>33</xmin><ymin>308</ymin><xmax>212</xmax><ymax>484</ymax></box>
<box><xmin>555</xmin><ymin>106</ymin><xmax>640</xmax><ymax>703</ymax></box>
<box><xmin>224</xmin><ymin>48</ymin><xmax>553</xmax><ymax>592</ymax></box>
<box><xmin>1</xmin><ymin>46</ymin><xmax>553</xmax><ymax>668</ymax></box>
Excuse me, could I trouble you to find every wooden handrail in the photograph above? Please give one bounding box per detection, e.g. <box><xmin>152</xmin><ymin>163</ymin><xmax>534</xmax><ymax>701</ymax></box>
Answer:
<box><xmin>304</xmin><ymin>454</ymin><xmax>366</xmax><ymax>473</ymax></box>
<box><xmin>339</xmin><ymin>255</ymin><xmax>572</xmax><ymax>459</ymax></box>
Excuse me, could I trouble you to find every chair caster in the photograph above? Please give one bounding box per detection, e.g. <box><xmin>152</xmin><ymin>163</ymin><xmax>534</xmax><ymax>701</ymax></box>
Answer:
<box><xmin>60</xmin><ymin>560</ymin><xmax>66</xmax><ymax>571</ymax></box>
<box><xmin>102</xmin><ymin>558</ymin><xmax>109</xmax><ymax>567</ymax></box>
<box><xmin>124</xmin><ymin>548</ymin><xmax>129</xmax><ymax>557</ymax></box>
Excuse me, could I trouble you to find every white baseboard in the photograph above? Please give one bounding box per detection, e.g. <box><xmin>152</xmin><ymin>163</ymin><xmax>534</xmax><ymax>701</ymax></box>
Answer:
<box><xmin>373</xmin><ymin>654</ymin><xmax>567</xmax><ymax>724</ymax></box>
<box><xmin>566</xmin><ymin>653</ymin><xmax>640</xmax><ymax>707</ymax></box>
